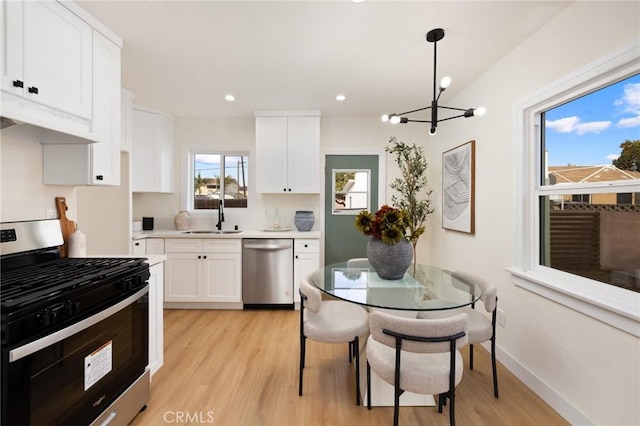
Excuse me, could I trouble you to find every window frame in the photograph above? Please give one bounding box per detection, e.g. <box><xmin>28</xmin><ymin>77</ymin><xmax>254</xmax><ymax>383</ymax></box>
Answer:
<box><xmin>331</xmin><ymin>168</ymin><xmax>371</xmax><ymax>215</ymax></box>
<box><xmin>181</xmin><ymin>145</ymin><xmax>250</xmax><ymax>215</ymax></box>
<box><xmin>510</xmin><ymin>41</ymin><xmax>640</xmax><ymax>337</ymax></box>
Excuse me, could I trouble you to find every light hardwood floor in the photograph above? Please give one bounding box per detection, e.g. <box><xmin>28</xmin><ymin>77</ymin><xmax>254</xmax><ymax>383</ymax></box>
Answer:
<box><xmin>131</xmin><ymin>309</ymin><xmax>569</xmax><ymax>426</ymax></box>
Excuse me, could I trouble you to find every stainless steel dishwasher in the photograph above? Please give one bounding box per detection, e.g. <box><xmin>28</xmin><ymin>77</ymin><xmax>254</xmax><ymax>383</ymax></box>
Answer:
<box><xmin>242</xmin><ymin>238</ymin><xmax>294</xmax><ymax>309</ymax></box>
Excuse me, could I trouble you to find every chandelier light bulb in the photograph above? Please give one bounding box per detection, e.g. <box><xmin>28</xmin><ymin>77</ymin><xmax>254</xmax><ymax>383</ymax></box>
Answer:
<box><xmin>429</xmin><ymin>127</ymin><xmax>437</xmax><ymax>136</ymax></box>
<box><xmin>475</xmin><ymin>107</ymin><xmax>486</xmax><ymax>116</ymax></box>
<box><xmin>381</xmin><ymin>114</ymin><xmax>390</xmax><ymax>122</ymax></box>
<box><xmin>439</xmin><ymin>76</ymin><xmax>451</xmax><ymax>90</ymax></box>
<box><xmin>390</xmin><ymin>115</ymin><xmax>401</xmax><ymax>125</ymax></box>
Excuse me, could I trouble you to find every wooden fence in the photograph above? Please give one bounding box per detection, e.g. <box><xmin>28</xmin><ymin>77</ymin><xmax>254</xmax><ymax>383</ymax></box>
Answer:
<box><xmin>549</xmin><ymin>210</ymin><xmax>600</xmax><ymax>270</ymax></box>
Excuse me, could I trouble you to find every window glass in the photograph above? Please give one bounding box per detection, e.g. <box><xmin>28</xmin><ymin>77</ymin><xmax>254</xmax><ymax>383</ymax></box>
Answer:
<box><xmin>193</xmin><ymin>153</ymin><xmax>248</xmax><ymax>210</ymax></box>
<box><xmin>332</xmin><ymin>169</ymin><xmax>370</xmax><ymax>214</ymax></box>
<box><xmin>540</xmin><ymin>73</ymin><xmax>640</xmax><ymax>293</ymax></box>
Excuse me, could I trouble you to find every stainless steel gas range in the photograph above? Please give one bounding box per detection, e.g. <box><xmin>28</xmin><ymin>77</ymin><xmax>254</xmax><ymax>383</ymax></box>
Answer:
<box><xmin>1</xmin><ymin>219</ymin><xmax>150</xmax><ymax>425</ymax></box>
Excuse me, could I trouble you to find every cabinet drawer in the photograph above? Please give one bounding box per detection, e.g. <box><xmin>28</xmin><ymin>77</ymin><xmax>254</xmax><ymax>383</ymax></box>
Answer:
<box><xmin>165</xmin><ymin>238</ymin><xmax>204</xmax><ymax>253</ymax></box>
<box><xmin>203</xmin><ymin>239</ymin><xmax>241</xmax><ymax>253</ymax></box>
<box><xmin>295</xmin><ymin>239</ymin><xmax>319</xmax><ymax>253</ymax></box>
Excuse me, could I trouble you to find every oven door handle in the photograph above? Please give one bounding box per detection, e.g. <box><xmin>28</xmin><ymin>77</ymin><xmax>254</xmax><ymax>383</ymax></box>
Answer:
<box><xmin>9</xmin><ymin>286</ymin><xmax>149</xmax><ymax>363</ymax></box>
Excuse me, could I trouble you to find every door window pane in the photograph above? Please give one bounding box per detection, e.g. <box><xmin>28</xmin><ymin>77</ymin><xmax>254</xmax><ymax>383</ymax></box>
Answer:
<box><xmin>332</xmin><ymin>169</ymin><xmax>370</xmax><ymax>214</ymax></box>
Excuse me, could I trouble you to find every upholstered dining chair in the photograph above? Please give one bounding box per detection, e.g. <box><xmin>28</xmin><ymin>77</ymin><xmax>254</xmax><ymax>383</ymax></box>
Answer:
<box><xmin>417</xmin><ymin>271</ymin><xmax>499</xmax><ymax>398</ymax></box>
<box><xmin>366</xmin><ymin>310</ymin><xmax>469</xmax><ymax>426</ymax></box>
<box><xmin>298</xmin><ymin>276</ymin><xmax>370</xmax><ymax>405</ymax></box>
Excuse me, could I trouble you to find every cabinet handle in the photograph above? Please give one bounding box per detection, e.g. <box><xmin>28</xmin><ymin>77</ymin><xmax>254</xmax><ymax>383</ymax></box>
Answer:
<box><xmin>198</xmin><ymin>255</ymin><xmax>202</xmax><ymax>259</ymax></box>
<box><xmin>203</xmin><ymin>255</ymin><xmax>207</xmax><ymax>259</ymax></box>
<box><xmin>28</xmin><ymin>86</ymin><xmax>39</xmax><ymax>94</ymax></box>
<box><xmin>135</xmin><ymin>242</ymin><xmax>140</xmax><ymax>246</ymax></box>
<box><xmin>288</xmin><ymin>188</ymin><xmax>292</xmax><ymax>192</ymax></box>
<box><xmin>283</xmin><ymin>188</ymin><xmax>286</xmax><ymax>192</ymax></box>
<box><xmin>304</xmin><ymin>244</ymin><xmax>308</xmax><ymax>248</ymax></box>
<box><xmin>12</xmin><ymin>80</ymin><xmax>23</xmax><ymax>88</ymax></box>
<box><xmin>295</xmin><ymin>255</ymin><xmax>299</xmax><ymax>259</ymax></box>
<box><xmin>96</xmin><ymin>175</ymin><xmax>104</xmax><ymax>181</ymax></box>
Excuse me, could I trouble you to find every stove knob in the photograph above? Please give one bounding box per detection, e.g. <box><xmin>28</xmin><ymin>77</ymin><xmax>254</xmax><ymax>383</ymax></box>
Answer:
<box><xmin>65</xmin><ymin>301</ymin><xmax>79</xmax><ymax>316</ymax></box>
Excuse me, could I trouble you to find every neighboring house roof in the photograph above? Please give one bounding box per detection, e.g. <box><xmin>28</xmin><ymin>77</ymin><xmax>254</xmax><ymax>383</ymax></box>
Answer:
<box><xmin>548</xmin><ymin>165</ymin><xmax>640</xmax><ymax>184</ymax></box>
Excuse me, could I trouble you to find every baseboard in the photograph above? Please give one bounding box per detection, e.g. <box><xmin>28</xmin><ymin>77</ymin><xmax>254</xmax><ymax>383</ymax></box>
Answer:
<box><xmin>484</xmin><ymin>342</ymin><xmax>593</xmax><ymax>425</ymax></box>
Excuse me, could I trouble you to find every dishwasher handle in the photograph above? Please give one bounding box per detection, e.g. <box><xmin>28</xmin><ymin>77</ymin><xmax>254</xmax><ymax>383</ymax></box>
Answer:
<box><xmin>244</xmin><ymin>243</ymin><xmax>291</xmax><ymax>250</ymax></box>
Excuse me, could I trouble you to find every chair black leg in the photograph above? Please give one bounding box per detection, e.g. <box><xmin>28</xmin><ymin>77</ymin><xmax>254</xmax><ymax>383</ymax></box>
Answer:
<box><xmin>354</xmin><ymin>336</ymin><xmax>361</xmax><ymax>406</ymax></box>
<box><xmin>348</xmin><ymin>341</ymin><xmax>353</xmax><ymax>363</ymax></box>
<box><xmin>438</xmin><ymin>394</ymin><xmax>444</xmax><ymax>413</ymax></box>
<box><xmin>298</xmin><ymin>335</ymin><xmax>306</xmax><ymax>396</ymax></box>
<box><xmin>491</xmin><ymin>336</ymin><xmax>499</xmax><ymax>398</ymax></box>
<box><xmin>469</xmin><ymin>343</ymin><xmax>474</xmax><ymax>370</ymax></box>
<box><xmin>366</xmin><ymin>361</ymin><xmax>372</xmax><ymax>410</ymax></box>
<box><xmin>393</xmin><ymin>375</ymin><xmax>400</xmax><ymax>426</ymax></box>
<box><xmin>449</xmin><ymin>389</ymin><xmax>456</xmax><ymax>426</ymax></box>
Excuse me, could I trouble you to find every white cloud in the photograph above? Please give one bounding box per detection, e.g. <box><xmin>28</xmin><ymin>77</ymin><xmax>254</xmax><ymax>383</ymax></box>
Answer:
<box><xmin>617</xmin><ymin>115</ymin><xmax>640</xmax><ymax>128</ymax></box>
<box><xmin>546</xmin><ymin>116</ymin><xmax>611</xmax><ymax>135</ymax></box>
<box><xmin>606</xmin><ymin>154</ymin><xmax>620</xmax><ymax>161</ymax></box>
<box><xmin>615</xmin><ymin>82</ymin><xmax>640</xmax><ymax>115</ymax></box>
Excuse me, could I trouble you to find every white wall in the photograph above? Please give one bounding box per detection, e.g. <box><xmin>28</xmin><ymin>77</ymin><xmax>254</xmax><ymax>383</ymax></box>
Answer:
<box><xmin>419</xmin><ymin>2</ymin><xmax>639</xmax><ymax>425</ymax></box>
<box><xmin>0</xmin><ymin>125</ymin><xmax>76</xmax><ymax>222</ymax></box>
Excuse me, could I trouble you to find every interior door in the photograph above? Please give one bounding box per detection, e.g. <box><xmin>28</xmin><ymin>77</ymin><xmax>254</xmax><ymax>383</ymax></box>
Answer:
<box><xmin>324</xmin><ymin>155</ymin><xmax>379</xmax><ymax>265</ymax></box>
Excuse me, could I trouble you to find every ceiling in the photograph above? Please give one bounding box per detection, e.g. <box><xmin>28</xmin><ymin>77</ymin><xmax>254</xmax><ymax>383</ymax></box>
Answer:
<box><xmin>76</xmin><ymin>0</ymin><xmax>573</xmax><ymax>119</ymax></box>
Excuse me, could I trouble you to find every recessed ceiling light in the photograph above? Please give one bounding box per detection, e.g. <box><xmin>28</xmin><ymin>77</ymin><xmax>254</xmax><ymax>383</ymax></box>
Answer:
<box><xmin>336</xmin><ymin>94</ymin><xmax>346</xmax><ymax>101</ymax></box>
<box><xmin>225</xmin><ymin>94</ymin><xmax>235</xmax><ymax>102</ymax></box>
<box><xmin>351</xmin><ymin>0</ymin><xmax>365</xmax><ymax>3</ymax></box>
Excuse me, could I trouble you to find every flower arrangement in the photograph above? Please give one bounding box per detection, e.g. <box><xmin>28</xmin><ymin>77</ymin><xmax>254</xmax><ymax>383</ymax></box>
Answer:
<box><xmin>355</xmin><ymin>205</ymin><xmax>409</xmax><ymax>245</ymax></box>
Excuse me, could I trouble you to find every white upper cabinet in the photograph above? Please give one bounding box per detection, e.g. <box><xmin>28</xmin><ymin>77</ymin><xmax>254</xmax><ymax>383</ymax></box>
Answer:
<box><xmin>42</xmin><ymin>29</ymin><xmax>122</xmax><ymax>186</ymax></box>
<box><xmin>1</xmin><ymin>1</ymin><xmax>95</xmax><ymax>138</ymax></box>
<box><xmin>255</xmin><ymin>111</ymin><xmax>320</xmax><ymax>193</ymax></box>
<box><xmin>131</xmin><ymin>106</ymin><xmax>175</xmax><ymax>193</ymax></box>
<box><xmin>120</xmin><ymin>89</ymin><xmax>134</xmax><ymax>152</ymax></box>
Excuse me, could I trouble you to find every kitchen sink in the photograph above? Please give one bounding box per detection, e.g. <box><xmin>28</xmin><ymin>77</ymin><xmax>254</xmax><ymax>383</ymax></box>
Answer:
<box><xmin>181</xmin><ymin>230</ymin><xmax>243</xmax><ymax>234</ymax></box>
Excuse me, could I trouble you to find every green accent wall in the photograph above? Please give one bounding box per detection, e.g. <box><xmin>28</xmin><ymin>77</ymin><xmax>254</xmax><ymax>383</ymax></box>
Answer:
<box><xmin>324</xmin><ymin>155</ymin><xmax>379</xmax><ymax>265</ymax></box>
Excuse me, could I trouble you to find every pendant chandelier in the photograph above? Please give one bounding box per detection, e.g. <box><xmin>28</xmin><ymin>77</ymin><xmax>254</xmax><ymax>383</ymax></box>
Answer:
<box><xmin>381</xmin><ymin>28</ymin><xmax>485</xmax><ymax>136</ymax></box>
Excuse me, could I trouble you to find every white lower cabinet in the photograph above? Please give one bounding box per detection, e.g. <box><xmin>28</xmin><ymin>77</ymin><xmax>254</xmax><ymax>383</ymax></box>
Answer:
<box><xmin>164</xmin><ymin>239</ymin><xmax>241</xmax><ymax>303</ymax></box>
<box><xmin>131</xmin><ymin>239</ymin><xmax>146</xmax><ymax>255</ymax></box>
<box><xmin>294</xmin><ymin>238</ymin><xmax>320</xmax><ymax>309</ymax></box>
<box><xmin>148</xmin><ymin>262</ymin><xmax>164</xmax><ymax>377</ymax></box>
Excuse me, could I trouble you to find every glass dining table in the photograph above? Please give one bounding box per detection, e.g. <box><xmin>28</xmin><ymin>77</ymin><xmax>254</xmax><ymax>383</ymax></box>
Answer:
<box><xmin>309</xmin><ymin>260</ymin><xmax>482</xmax><ymax>407</ymax></box>
<box><xmin>309</xmin><ymin>260</ymin><xmax>482</xmax><ymax>312</ymax></box>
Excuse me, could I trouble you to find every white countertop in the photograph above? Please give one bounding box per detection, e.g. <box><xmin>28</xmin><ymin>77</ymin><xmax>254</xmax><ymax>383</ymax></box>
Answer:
<box><xmin>132</xmin><ymin>229</ymin><xmax>321</xmax><ymax>240</ymax></box>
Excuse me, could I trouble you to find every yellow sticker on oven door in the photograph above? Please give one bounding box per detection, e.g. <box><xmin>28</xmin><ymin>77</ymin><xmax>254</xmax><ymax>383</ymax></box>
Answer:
<box><xmin>84</xmin><ymin>340</ymin><xmax>113</xmax><ymax>391</ymax></box>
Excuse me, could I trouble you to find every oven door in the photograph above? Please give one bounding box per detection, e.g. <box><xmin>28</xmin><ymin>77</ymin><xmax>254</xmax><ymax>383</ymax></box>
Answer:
<box><xmin>2</xmin><ymin>286</ymin><xmax>149</xmax><ymax>426</ymax></box>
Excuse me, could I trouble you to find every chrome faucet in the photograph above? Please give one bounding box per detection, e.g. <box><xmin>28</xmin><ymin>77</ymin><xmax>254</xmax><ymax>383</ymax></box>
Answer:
<box><xmin>216</xmin><ymin>200</ymin><xmax>224</xmax><ymax>230</ymax></box>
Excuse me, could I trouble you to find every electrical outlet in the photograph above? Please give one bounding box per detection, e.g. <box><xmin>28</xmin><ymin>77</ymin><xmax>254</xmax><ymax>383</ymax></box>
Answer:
<box><xmin>45</xmin><ymin>209</ymin><xmax>56</xmax><ymax>219</ymax></box>
<box><xmin>497</xmin><ymin>309</ymin><xmax>506</xmax><ymax>328</ymax></box>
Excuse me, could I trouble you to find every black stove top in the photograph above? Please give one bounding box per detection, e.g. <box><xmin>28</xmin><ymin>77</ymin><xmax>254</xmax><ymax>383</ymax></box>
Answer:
<box><xmin>1</xmin><ymin>257</ymin><xmax>148</xmax><ymax>311</ymax></box>
<box><xmin>0</xmin><ymin>219</ymin><xmax>152</xmax><ymax>347</ymax></box>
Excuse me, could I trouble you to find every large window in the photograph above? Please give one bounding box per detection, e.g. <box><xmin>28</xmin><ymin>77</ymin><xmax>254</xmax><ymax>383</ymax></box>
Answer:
<box><xmin>513</xmin><ymin>45</ymin><xmax>640</xmax><ymax>336</ymax></box>
<box><xmin>189</xmin><ymin>152</ymin><xmax>249</xmax><ymax>211</ymax></box>
<box><xmin>541</xmin><ymin>73</ymin><xmax>640</xmax><ymax>293</ymax></box>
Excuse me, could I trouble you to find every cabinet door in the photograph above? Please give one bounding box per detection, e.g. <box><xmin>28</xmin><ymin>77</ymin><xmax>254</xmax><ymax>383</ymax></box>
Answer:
<box><xmin>148</xmin><ymin>263</ymin><xmax>164</xmax><ymax>377</ymax></box>
<box><xmin>1</xmin><ymin>1</ymin><xmax>24</xmax><ymax>96</ymax></box>
<box><xmin>201</xmin><ymin>253</ymin><xmax>241</xmax><ymax>302</ymax></box>
<box><xmin>131</xmin><ymin>108</ymin><xmax>175</xmax><ymax>193</ymax></box>
<box><xmin>287</xmin><ymin>116</ymin><xmax>320</xmax><ymax>193</ymax></box>
<box><xmin>132</xmin><ymin>240</ymin><xmax>146</xmax><ymax>256</ymax></box>
<box><xmin>120</xmin><ymin>89</ymin><xmax>134</xmax><ymax>152</ymax></box>
<box><xmin>131</xmin><ymin>109</ymin><xmax>157</xmax><ymax>192</ymax></box>
<box><xmin>90</xmin><ymin>30</ymin><xmax>121</xmax><ymax>185</ymax></box>
<box><xmin>255</xmin><ymin>117</ymin><xmax>288</xmax><ymax>193</ymax></box>
<box><xmin>165</xmin><ymin>253</ymin><xmax>200</xmax><ymax>302</ymax></box>
<box><xmin>23</xmin><ymin>1</ymin><xmax>92</xmax><ymax>119</ymax></box>
<box><xmin>294</xmin><ymin>252</ymin><xmax>320</xmax><ymax>306</ymax></box>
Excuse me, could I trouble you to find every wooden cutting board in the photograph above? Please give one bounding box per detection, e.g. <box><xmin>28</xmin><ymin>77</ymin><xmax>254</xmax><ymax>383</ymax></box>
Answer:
<box><xmin>55</xmin><ymin>197</ymin><xmax>76</xmax><ymax>258</ymax></box>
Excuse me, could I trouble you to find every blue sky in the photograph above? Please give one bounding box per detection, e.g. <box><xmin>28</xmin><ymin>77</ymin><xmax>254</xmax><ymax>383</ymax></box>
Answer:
<box><xmin>545</xmin><ymin>73</ymin><xmax>640</xmax><ymax>166</ymax></box>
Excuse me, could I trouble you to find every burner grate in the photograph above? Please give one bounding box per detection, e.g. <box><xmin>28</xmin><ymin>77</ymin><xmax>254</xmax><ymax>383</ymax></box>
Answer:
<box><xmin>1</xmin><ymin>257</ymin><xmax>147</xmax><ymax>310</ymax></box>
